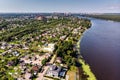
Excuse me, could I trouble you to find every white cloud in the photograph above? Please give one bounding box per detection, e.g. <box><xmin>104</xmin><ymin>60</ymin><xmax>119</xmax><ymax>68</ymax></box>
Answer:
<box><xmin>108</xmin><ymin>5</ymin><xmax>120</xmax><ymax>10</ymax></box>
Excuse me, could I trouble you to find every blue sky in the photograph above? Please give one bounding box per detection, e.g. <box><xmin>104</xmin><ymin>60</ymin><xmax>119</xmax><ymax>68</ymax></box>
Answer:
<box><xmin>0</xmin><ymin>0</ymin><xmax>119</xmax><ymax>13</ymax></box>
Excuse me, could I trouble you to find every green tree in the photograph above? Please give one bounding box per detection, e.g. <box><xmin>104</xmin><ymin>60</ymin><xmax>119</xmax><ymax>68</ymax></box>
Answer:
<box><xmin>41</xmin><ymin>58</ymin><xmax>48</xmax><ymax>66</ymax></box>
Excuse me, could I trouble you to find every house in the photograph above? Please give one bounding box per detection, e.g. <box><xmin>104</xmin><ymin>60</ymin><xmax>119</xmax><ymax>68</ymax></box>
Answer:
<box><xmin>48</xmin><ymin>65</ymin><xmax>62</xmax><ymax>77</ymax></box>
<box><xmin>53</xmin><ymin>16</ymin><xmax>59</xmax><ymax>19</ymax></box>
<box><xmin>32</xmin><ymin>66</ymin><xmax>39</xmax><ymax>71</ymax></box>
<box><xmin>12</xmin><ymin>51</ymin><xmax>20</xmax><ymax>56</ymax></box>
<box><xmin>8</xmin><ymin>44</ymin><xmax>13</xmax><ymax>49</ymax></box>
<box><xmin>7</xmin><ymin>61</ymin><xmax>14</xmax><ymax>66</ymax></box>
<box><xmin>7</xmin><ymin>49</ymin><xmax>12</xmax><ymax>53</ymax></box>
<box><xmin>56</xmin><ymin>57</ymin><xmax>62</xmax><ymax>63</ymax></box>
<box><xmin>46</xmin><ymin>16</ymin><xmax>53</xmax><ymax>19</ymax></box>
<box><xmin>1</xmin><ymin>51</ymin><xmax>7</xmax><ymax>56</ymax></box>
<box><xmin>43</xmin><ymin>43</ymin><xmax>55</xmax><ymax>53</ymax></box>
<box><xmin>1</xmin><ymin>46</ymin><xmax>6</xmax><ymax>49</ymax></box>
<box><xmin>35</xmin><ymin>16</ymin><xmax>47</xmax><ymax>22</ymax></box>
<box><xmin>46</xmin><ymin>65</ymin><xmax>67</xmax><ymax>78</ymax></box>
<box><xmin>60</xmin><ymin>35</ymin><xmax>66</xmax><ymax>40</ymax></box>
<box><xmin>45</xmin><ymin>53</ymin><xmax>52</xmax><ymax>59</ymax></box>
<box><xmin>31</xmin><ymin>65</ymin><xmax>41</xmax><ymax>75</ymax></box>
<box><xmin>36</xmin><ymin>16</ymin><xmax>43</xmax><ymax>20</ymax></box>
<box><xmin>0</xmin><ymin>42</ymin><xmax>8</xmax><ymax>49</ymax></box>
<box><xmin>72</xmin><ymin>29</ymin><xmax>78</xmax><ymax>34</ymax></box>
<box><xmin>23</xmin><ymin>46</ymin><xmax>29</xmax><ymax>50</ymax></box>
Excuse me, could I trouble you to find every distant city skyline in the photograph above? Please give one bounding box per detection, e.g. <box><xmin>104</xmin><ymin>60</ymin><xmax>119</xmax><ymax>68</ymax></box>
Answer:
<box><xmin>0</xmin><ymin>0</ymin><xmax>120</xmax><ymax>13</ymax></box>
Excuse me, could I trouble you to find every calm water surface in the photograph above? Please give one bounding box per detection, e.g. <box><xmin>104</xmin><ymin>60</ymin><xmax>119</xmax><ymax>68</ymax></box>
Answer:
<box><xmin>80</xmin><ymin>18</ymin><xmax>120</xmax><ymax>80</ymax></box>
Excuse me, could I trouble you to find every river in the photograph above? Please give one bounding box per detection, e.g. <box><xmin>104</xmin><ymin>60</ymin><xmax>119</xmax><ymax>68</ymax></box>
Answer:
<box><xmin>80</xmin><ymin>18</ymin><xmax>120</xmax><ymax>80</ymax></box>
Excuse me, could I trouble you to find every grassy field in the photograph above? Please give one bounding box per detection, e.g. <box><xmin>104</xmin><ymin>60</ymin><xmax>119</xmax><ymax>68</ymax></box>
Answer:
<box><xmin>79</xmin><ymin>59</ymin><xmax>96</xmax><ymax>80</ymax></box>
<box><xmin>0</xmin><ymin>49</ymin><xmax>5</xmax><ymax>53</ymax></box>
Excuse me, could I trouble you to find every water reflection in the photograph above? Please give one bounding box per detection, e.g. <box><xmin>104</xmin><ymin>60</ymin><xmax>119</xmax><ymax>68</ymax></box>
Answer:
<box><xmin>80</xmin><ymin>18</ymin><xmax>120</xmax><ymax>80</ymax></box>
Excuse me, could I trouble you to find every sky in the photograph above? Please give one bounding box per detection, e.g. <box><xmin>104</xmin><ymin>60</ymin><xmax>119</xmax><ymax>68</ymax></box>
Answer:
<box><xmin>0</xmin><ymin>0</ymin><xmax>120</xmax><ymax>13</ymax></box>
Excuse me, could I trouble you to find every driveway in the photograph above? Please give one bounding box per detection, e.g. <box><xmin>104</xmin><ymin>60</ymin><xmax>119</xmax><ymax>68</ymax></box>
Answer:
<box><xmin>36</xmin><ymin>66</ymin><xmax>49</xmax><ymax>80</ymax></box>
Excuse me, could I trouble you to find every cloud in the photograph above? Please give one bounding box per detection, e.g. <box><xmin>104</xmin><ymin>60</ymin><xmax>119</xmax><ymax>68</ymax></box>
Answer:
<box><xmin>107</xmin><ymin>5</ymin><xmax>120</xmax><ymax>10</ymax></box>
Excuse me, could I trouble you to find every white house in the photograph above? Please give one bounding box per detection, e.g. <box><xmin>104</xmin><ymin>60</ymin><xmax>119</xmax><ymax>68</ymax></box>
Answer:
<box><xmin>43</xmin><ymin>43</ymin><xmax>55</xmax><ymax>53</ymax></box>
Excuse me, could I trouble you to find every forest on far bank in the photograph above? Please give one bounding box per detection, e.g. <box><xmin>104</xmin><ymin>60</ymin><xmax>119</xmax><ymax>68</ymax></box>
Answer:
<box><xmin>86</xmin><ymin>14</ymin><xmax>120</xmax><ymax>22</ymax></box>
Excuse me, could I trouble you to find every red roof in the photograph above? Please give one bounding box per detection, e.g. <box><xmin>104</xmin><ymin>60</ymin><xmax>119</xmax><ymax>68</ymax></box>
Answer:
<box><xmin>32</xmin><ymin>66</ymin><xmax>39</xmax><ymax>71</ymax></box>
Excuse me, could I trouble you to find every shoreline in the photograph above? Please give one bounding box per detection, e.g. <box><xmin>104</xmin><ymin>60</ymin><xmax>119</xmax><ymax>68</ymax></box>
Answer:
<box><xmin>77</xmin><ymin>22</ymin><xmax>97</xmax><ymax>80</ymax></box>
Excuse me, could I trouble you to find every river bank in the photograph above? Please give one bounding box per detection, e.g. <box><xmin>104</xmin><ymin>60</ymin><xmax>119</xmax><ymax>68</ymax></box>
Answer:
<box><xmin>77</xmin><ymin>24</ymin><xmax>96</xmax><ymax>80</ymax></box>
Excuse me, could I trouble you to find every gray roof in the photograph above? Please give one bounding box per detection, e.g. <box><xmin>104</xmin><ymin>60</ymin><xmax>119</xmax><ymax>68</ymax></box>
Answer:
<box><xmin>50</xmin><ymin>65</ymin><xmax>61</xmax><ymax>73</ymax></box>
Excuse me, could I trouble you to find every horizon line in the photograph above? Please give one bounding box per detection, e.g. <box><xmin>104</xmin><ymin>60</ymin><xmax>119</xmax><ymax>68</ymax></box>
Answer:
<box><xmin>0</xmin><ymin>12</ymin><xmax>120</xmax><ymax>14</ymax></box>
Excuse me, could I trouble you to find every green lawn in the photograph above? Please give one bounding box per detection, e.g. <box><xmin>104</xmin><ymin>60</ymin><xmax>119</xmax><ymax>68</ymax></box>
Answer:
<box><xmin>0</xmin><ymin>49</ymin><xmax>5</xmax><ymax>53</ymax></box>
<box><xmin>79</xmin><ymin>59</ymin><xmax>96</xmax><ymax>80</ymax></box>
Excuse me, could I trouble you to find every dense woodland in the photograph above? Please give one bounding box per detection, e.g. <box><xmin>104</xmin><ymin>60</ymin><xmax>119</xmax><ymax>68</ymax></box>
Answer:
<box><xmin>86</xmin><ymin>14</ymin><xmax>120</xmax><ymax>22</ymax></box>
